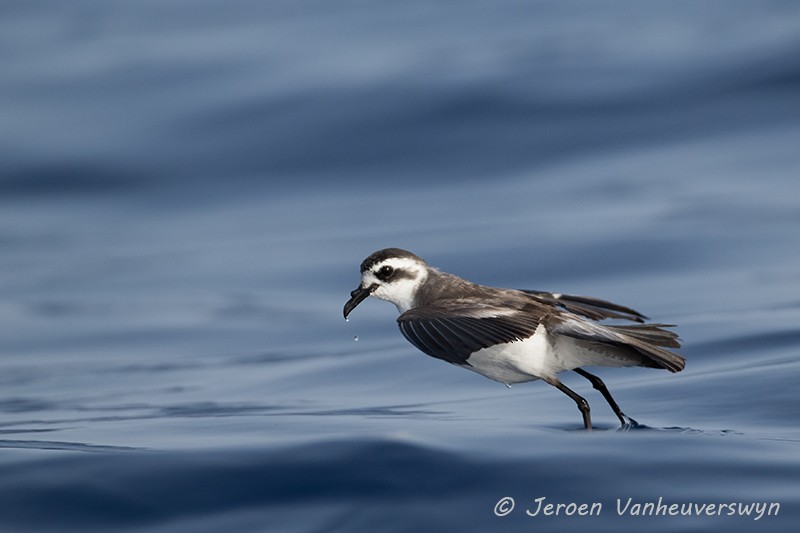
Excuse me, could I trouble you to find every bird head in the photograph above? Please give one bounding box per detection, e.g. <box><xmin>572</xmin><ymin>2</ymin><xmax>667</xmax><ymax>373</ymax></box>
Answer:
<box><xmin>343</xmin><ymin>248</ymin><xmax>429</xmax><ymax>318</ymax></box>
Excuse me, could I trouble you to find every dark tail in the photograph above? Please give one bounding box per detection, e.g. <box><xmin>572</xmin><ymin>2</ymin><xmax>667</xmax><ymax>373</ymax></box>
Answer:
<box><xmin>608</xmin><ymin>323</ymin><xmax>685</xmax><ymax>373</ymax></box>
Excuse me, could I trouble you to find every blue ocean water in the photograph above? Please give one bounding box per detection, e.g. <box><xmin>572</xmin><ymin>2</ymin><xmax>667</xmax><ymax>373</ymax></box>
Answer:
<box><xmin>2</xmin><ymin>1</ymin><xmax>800</xmax><ymax>531</ymax></box>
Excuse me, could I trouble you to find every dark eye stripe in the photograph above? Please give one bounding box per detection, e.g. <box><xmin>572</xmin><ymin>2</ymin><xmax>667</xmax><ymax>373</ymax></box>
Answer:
<box><xmin>374</xmin><ymin>265</ymin><xmax>417</xmax><ymax>283</ymax></box>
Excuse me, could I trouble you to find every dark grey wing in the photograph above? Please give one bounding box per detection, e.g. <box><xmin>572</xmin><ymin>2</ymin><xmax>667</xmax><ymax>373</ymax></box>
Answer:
<box><xmin>397</xmin><ymin>301</ymin><xmax>545</xmax><ymax>365</ymax></box>
<box><xmin>522</xmin><ymin>290</ymin><xmax>647</xmax><ymax>323</ymax></box>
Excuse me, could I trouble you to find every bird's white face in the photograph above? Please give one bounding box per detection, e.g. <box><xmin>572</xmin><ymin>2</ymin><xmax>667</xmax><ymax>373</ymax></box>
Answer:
<box><xmin>360</xmin><ymin>257</ymin><xmax>429</xmax><ymax>313</ymax></box>
<box><xmin>343</xmin><ymin>255</ymin><xmax>429</xmax><ymax>318</ymax></box>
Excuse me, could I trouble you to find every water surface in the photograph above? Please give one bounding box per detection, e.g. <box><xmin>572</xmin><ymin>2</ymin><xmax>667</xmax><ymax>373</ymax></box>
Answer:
<box><xmin>1</xmin><ymin>1</ymin><xmax>800</xmax><ymax>531</ymax></box>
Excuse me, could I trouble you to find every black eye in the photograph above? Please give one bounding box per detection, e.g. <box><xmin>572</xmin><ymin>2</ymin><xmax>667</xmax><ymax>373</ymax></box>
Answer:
<box><xmin>377</xmin><ymin>265</ymin><xmax>394</xmax><ymax>279</ymax></box>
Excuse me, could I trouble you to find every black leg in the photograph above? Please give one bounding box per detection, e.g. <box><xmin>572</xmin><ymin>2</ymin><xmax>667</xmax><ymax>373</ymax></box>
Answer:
<box><xmin>545</xmin><ymin>377</ymin><xmax>592</xmax><ymax>430</ymax></box>
<box><xmin>574</xmin><ymin>368</ymin><xmax>629</xmax><ymax>427</ymax></box>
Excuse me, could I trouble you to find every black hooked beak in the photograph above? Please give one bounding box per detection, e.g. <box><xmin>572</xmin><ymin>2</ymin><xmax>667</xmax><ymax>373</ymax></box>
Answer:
<box><xmin>343</xmin><ymin>284</ymin><xmax>376</xmax><ymax>319</ymax></box>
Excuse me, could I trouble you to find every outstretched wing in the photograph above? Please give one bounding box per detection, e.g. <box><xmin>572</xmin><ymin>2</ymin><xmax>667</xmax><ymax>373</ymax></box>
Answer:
<box><xmin>396</xmin><ymin>299</ymin><xmax>547</xmax><ymax>365</ymax></box>
<box><xmin>522</xmin><ymin>290</ymin><xmax>647</xmax><ymax>323</ymax></box>
<box><xmin>396</xmin><ymin>290</ymin><xmax>684</xmax><ymax>373</ymax></box>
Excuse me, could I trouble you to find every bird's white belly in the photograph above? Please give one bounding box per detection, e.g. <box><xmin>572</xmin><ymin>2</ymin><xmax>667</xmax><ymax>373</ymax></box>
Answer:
<box><xmin>464</xmin><ymin>324</ymin><xmax>558</xmax><ymax>384</ymax></box>
<box><xmin>464</xmin><ymin>324</ymin><xmax>636</xmax><ymax>385</ymax></box>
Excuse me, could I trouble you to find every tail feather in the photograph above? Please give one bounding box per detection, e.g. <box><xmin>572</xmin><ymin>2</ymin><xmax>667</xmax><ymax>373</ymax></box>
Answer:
<box><xmin>610</xmin><ymin>323</ymin><xmax>681</xmax><ymax>349</ymax></box>
<box><xmin>549</xmin><ymin>316</ymin><xmax>686</xmax><ymax>373</ymax></box>
<box><xmin>619</xmin><ymin>333</ymin><xmax>685</xmax><ymax>373</ymax></box>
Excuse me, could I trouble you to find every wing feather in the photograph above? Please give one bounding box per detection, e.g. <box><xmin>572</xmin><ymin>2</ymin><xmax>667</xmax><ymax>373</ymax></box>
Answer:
<box><xmin>397</xmin><ymin>301</ymin><xmax>544</xmax><ymax>365</ymax></box>
<box><xmin>523</xmin><ymin>290</ymin><xmax>647</xmax><ymax>323</ymax></box>
<box><xmin>397</xmin><ymin>294</ymin><xmax>684</xmax><ymax>373</ymax></box>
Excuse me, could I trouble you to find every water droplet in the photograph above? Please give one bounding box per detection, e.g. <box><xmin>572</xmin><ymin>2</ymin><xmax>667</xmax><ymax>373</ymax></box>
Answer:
<box><xmin>505</xmin><ymin>383</ymin><xmax>512</xmax><ymax>389</ymax></box>
<box><xmin>353</xmin><ymin>335</ymin><xmax>359</xmax><ymax>342</ymax></box>
<box><xmin>345</xmin><ymin>317</ymin><xmax>349</xmax><ymax>322</ymax></box>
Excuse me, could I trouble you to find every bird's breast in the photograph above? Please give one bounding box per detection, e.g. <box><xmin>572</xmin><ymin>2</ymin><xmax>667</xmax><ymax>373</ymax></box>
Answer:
<box><xmin>464</xmin><ymin>324</ymin><xmax>563</xmax><ymax>384</ymax></box>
